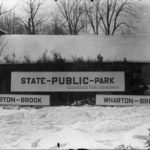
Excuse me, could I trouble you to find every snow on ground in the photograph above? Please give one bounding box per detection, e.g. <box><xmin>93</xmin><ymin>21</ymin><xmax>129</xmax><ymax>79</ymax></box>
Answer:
<box><xmin>0</xmin><ymin>106</ymin><xmax>150</xmax><ymax>149</ymax></box>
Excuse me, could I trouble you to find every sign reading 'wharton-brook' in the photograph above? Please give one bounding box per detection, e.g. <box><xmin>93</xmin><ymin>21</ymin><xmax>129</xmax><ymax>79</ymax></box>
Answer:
<box><xmin>11</xmin><ymin>72</ymin><xmax>125</xmax><ymax>92</ymax></box>
<box><xmin>0</xmin><ymin>94</ymin><xmax>50</xmax><ymax>106</ymax></box>
<box><xmin>96</xmin><ymin>95</ymin><xmax>150</xmax><ymax>106</ymax></box>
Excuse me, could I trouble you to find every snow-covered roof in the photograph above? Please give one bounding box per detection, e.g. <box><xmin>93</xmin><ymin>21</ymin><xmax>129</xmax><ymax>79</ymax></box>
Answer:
<box><xmin>5</xmin><ymin>35</ymin><xmax>150</xmax><ymax>62</ymax></box>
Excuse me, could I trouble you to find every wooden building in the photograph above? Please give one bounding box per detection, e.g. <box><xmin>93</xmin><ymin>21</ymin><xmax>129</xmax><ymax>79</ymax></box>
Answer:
<box><xmin>0</xmin><ymin>61</ymin><xmax>148</xmax><ymax>106</ymax></box>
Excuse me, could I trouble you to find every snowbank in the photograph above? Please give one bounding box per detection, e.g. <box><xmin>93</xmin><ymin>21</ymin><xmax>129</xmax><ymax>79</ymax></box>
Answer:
<box><xmin>0</xmin><ymin>106</ymin><xmax>150</xmax><ymax>149</ymax></box>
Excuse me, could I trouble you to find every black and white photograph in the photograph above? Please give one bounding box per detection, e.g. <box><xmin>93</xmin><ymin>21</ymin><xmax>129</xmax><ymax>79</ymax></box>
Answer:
<box><xmin>0</xmin><ymin>0</ymin><xmax>150</xmax><ymax>149</ymax></box>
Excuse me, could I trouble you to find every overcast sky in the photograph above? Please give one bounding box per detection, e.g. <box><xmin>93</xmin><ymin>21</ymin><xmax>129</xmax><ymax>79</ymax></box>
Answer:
<box><xmin>2</xmin><ymin>0</ymin><xmax>55</xmax><ymax>12</ymax></box>
<box><xmin>3</xmin><ymin>0</ymin><xmax>150</xmax><ymax>7</ymax></box>
<box><xmin>2</xmin><ymin>0</ymin><xmax>150</xmax><ymax>12</ymax></box>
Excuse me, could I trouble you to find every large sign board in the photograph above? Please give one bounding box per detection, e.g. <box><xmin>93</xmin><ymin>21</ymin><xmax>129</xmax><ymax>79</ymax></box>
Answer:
<box><xmin>11</xmin><ymin>72</ymin><xmax>125</xmax><ymax>92</ymax></box>
<box><xmin>0</xmin><ymin>94</ymin><xmax>50</xmax><ymax>106</ymax></box>
<box><xmin>96</xmin><ymin>95</ymin><xmax>150</xmax><ymax>106</ymax></box>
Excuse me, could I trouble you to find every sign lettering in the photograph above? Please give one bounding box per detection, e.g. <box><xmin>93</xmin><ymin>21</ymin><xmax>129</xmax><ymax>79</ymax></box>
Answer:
<box><xmin>11</xmin><ymin>72</ymin><xmax>125</xmax><ymax>92</ymax></box>
<box><xmin>96</xmin><ymin>95</ymin><xmax>150</xmax><ymax>106</ymax></box>
<box><xmin>0</xmin><ymin>94</ymin><xmax>50</xmax><ymax>106</ymax></box>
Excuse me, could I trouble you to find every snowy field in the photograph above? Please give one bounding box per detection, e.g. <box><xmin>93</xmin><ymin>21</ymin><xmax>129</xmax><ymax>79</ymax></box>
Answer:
<box><xmin>0</xmin><ymin>106</ymin><xmax>150</xmax><ymax>149</ymax></box>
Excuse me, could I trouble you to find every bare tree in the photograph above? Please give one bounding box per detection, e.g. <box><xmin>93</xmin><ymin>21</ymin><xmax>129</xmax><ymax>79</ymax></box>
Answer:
<box><xmin>0</xmin><ymin>0</ymin><xmax>16</xmax><ymax>33</ymax></box>
<box><xmin>50</xmin><ymin>13</ymin><xmax>67</xmax><ymax>35</ymax></box>
<box><xmin>0</xmin><ymin>1</ymin><xmax>15</xmax><ymax>62</ymax></box>
<box><xmin>86</xmin><ymin>0</ymin><xmax>139</xmax><ymax>35</ymax></box>
<box><xmin>22</xmin><ymin>0</ymin><xmax>46</xmax><ymax>34</ymax></box>
<box><xmin>0</xmin><ymin>12</ymin><xmax>26</xmax><ymax>34</ymax></box>
<box><xmin>0</xmin><ymin>0</ymin><xmax>14</xmax><ymax>17</ymax></box>
<box><xmin>84</xmin><ymin>0</ymin><xmax>102</xmax><ymax>34</ymax></box>
<box><xmin>54</xmin><ymin>0</ymin><xmax>85</xmax><ymax>35</ymax></box>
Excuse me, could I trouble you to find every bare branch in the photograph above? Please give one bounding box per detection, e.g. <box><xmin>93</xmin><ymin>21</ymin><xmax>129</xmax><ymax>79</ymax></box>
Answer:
<box><xmin>55</xmin><ymin>0</ymin><xmax>85</xmax><ymax>35</ymax></box>
<box><xmin>21</xmin><ymin>0</ymin><xmax>46</xmax><ymax>34</ymax></box>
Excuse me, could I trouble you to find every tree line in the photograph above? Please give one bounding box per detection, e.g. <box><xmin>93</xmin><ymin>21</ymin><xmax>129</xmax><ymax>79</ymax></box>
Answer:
<box><xmin>0</xmin><ymin>0</ymin><xmax>141</xmax><ymax>35</ymax></box>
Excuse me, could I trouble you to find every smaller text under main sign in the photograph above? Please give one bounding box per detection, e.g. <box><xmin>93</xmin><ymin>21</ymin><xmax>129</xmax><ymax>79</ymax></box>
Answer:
<box><xmin>0</xmin><ymin>94</ymin><xmax>50</xmax><ymax>106</ymax></box>
<box><xmin>11</xmin><ymin>72</ymin><xmax>125</xmax><ymax>92</ymax></box>
<box><xmin>96</xmin><ymin>95</ymin><xmax>150</xmax><ymax>106</ymax></box>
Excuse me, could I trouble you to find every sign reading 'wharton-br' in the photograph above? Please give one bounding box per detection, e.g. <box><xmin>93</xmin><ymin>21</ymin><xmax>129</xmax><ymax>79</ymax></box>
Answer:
<box><xmin>96</xmin><ymin>95</ymin><xmax>150</xmax><ymax>106</ymax></box>
<box><xmin>11</xmin><ymin>72</ymin><xmax>125</xmax><ymax>92</ymax></box>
